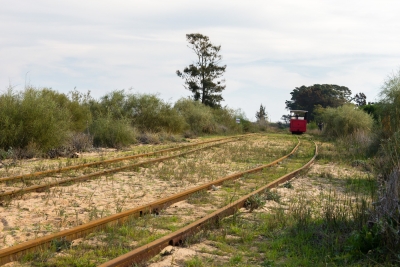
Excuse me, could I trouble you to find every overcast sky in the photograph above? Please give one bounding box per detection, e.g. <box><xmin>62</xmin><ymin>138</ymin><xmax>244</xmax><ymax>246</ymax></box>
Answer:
<box><xmin>1</xmin><ymin>0</ymin><xmax>400</xmax><ymax>121</ymax></box>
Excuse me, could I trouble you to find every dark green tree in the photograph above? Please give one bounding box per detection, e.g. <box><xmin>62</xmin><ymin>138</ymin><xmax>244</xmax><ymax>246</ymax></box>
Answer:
<box><xmin>255</xmin><ymin>104</ymin><xmax>268</xmax><ymax>122</ymax></box>
<box><xmin>176</xmin><ymin>33</ymin><xmax>226</xmax><ymax>108</ymax></box>
<box><xmin>352</xmin><ymin>92</ymin><xmax>367</xmax><ymax>106</ymax></box>
<box><xmin>361</xmin><ymin>103</ymin><xmax>378</xmax><ymax>121</ymax></box>
<box><xmin>281</xmin><ymin>114</ymin><xmax>291</xmax><ymax>125</ymax></box>
<box><xmin>285</xmin><ymin>84</ymin><xmax>351</xmax><ymax>121</ymax></box>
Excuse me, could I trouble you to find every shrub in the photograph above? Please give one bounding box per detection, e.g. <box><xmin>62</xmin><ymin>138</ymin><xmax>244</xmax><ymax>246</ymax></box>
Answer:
<box><xmin>238</xmin><ymin>119</ymin><xmax>259</xmax><ymax>133</ymax></box>
<box><xmin>233</xmin><ymin>109</ymin><xmax>260</xmax><ymax>133</ymax></box>
<box><xmin>95</xmin><ymin>90</ymin><xmax>127</xmax><ymax>120</ymax></box>
<box><xmin>13</xmin><ymin>142</ymin><xmax>42</xmax><ymax>159</ymax></box>
<box><xmin>212</xmin><ymin>107</ymin><xmax>242</xmax><ymax>134</ymax></box>
<box><xmin>94</xmin><ymin>91</ymin><xmax>186</xmax><ymax>133</ymax></box>
<box><xmin>156</xmin><ymin>132</ymin><xmax>184</xmax><ymax>143</ymax></box>
<box><xmin>321</xmin><ymin>104</ymin><xmax>374</xmax><ymax>138</ymax></box>
<box><xmin>379</xmin><ymin>68</ymin><xmax>400</xmax><ymax>137</ymax></box>
<box><xmin>308</xmin><ymin>121</ymin><xmax>318</xmax><ymax>130</ymax></box>
<box><xmin>128</xmin><ymin>93</ymin><xmax>186</xmax><ymax>133</ymax></box>
<box><xmin>244</xmin><ymin>194</ymin><xmax>266</xmax><ymax>212</ymax></box>
<box><xmin>375</xmin><ymin>131</ymin><xmax>400</xmax><ymax>176</ymax></box>
<box><xmin>67</xmin><ymin>132</ymin><xmax>93</xmax><ymax>152</ymax></box>
<box><xmin>256</xmin><ymin>120</ymin><xmax>268</xmax><ymax>132</ymax></box>
<box><xmin>347</xmin><ymin>223</ymin><xmax>383</xmax><ymax>256</ymax></box>
<box><xmin>66</xmin><ymin>90</ymin><xmax>92</xmax><ymax>132</ymax></box>
<box><xmin>265</xmin><ymin>189</ymin><xmax>281</xmax><ymax>202</ymax></box>
<box><xmin>89</xmin><ymin>114</ymin><xmax>136</xmax><ymax>148</ymax></box>
<box><xmin>350</xmin><ymin>166</ymin><xmax>400</xmax><ymax>261</ymax></box>
<box><xmin>42</xmin><ymin>88</ymin><xmax>92</xmax><ymax>132</ymax></box>
<box><xmin>336</xmin><ymin>129</ymin><xmax>380</xmax><ymax>158</ymax></box>
<box><xmin>174</xmin><ymin>98</ymin><xmax>216</xmax><ymax>135</ymax></box>
<box><xmin>0</xmin><ymin>87</ymin><xmax>71</xmax><ymax>152</ymax></box>
<box><xmin>137</xmin><ymin>132</ymin><xmax>160</xmax><ymax>144</ymax></box>
<box><xmin>354</xmin><ymin>69</ymin><xmax>400</xmax><ymax>262</ymax></box>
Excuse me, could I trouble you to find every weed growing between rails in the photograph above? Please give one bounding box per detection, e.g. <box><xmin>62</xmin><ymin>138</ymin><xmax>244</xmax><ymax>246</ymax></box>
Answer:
<box><xmin>0</xmin><ymin>145</ymin><xmax>183</xmax><ymax>191</ymax></box>
<box><xmin>147</xmin><ymin>135</ymin><xmax>295</xmax><ymax>185</ymax></box>
<box><xmin>217</xmin><ymin>134</ymin><xmax>296</xmax><ymax>165</ymax></box>
<box><xmin>13</xmin><ymin>135</ymin><xmax>309</xmax><ymax>262</ymax></box>
<box><xmin>18</xmin><ymin>195</ymin><xmax>222</xmax><ymax>266</ymax></box>
<box><xmin>158</xmin><ymin>144</ymin><xmax>378</xmax><ymax>266</ymax></box>
<box><xmin>20</xmin><ymin>213</ymin><xmax>179</xmax><ymax>266</ymax></box>
<box><xmin>0</xmin><ymin>138</ymin><xmax>243</xmax><ymax>246</ymax></box>
<box><xmin>0</xmin><ymin>141</ymin><xmax>186</xmax><ymax>182</ymax></box>
<box><xmin>0</xmin><ymin>135</ymin><xmax>267</xmax><ymax>249</ymax></box>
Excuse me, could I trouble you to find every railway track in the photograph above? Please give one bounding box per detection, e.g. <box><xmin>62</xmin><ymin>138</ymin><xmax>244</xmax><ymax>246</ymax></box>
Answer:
<box><xmin>0</xmin><ymin>135</ymin><xmax>250</xmax><ymax>184</ymax></box>
<box><xmin>0</xmin><ymin>134</ymin><xmax>309</xmax><ymax>266</ymax></box>
<box><xmin>0</xmin><ymin>135</ymin><xmax>254</xmax><ymax>201</ymax></box>
<box><xmin>100</xmin><ymin>140</ymin><xmax>317</xmax><ymax>267</ymax></box>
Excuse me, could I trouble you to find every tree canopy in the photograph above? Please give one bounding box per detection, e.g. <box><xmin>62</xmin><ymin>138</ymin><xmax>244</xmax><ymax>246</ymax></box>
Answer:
<box><xmin>285</xmin><ymin>84</ymin><xmax>351</xmax><ymax>121</ymax></box>
<box><xmin>255</xmin><ymin>104</ymin><xmax>268</xmax><ymax>122</ymax></box>
<box><xmin>176</xmin><ymin>33</ymin><xmax>226</xmax><ymax>108</ymax></box>
<box><xmin>353</xmin><ymin>92</ymin><xmax>367</xmax><ymax>106</ymax></box>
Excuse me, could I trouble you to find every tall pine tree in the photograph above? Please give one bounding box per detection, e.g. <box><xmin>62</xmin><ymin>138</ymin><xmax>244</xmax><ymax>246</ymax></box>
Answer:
<box><xmin>177</xmin><ymin>33</ymin><xmax>226</xmax><ymax>108</ymax></box>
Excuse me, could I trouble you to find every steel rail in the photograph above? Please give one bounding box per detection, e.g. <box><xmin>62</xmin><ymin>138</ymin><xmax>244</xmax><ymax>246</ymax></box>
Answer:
<box><xmin>0</xmin><ymin>138</ymin><xmax>300</xmax><ymax>266</ymax></box>
<box><xmin>0</xmin><ymin>138</ymin><xmax>240</xmax><ymax>201</ymax></box>
<box><xmin>0</xmin><ymin>135</ymin><xmax>252</xmax><ymax>183</ymax></box>
<box><xmin>98</xmin><ymin>141</ymin><xmax>318</xmax><ymax>267</ymax></box>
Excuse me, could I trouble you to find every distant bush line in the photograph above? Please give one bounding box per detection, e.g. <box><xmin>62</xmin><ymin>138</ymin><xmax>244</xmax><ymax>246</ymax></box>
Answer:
<box><xmin>0</xmin><ymin>87</ymin><xmax>265</xmax><ymax>158</ymax></box>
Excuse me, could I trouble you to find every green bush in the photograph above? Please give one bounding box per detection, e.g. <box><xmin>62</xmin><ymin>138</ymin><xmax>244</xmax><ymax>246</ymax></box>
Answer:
<box><xmin>347</xmin><ymin>224</ymin><xmax>382</xmax><ymax>256</ymax></box>
<box><xmin>0</xmin><ymin>87</ymin><xmax>71</xmax><ymax>152</ymax></box>
<box><xmin>174</xmin><ymin>98</ymin><xmax>216</xmax><ymax>135</ymax></box>
<box><xmin>321</xmin><ymin>104</ymin><xmax>374</xmax><ymax>138</ymax></box>
<box><xmin>41</xmin><ymin>88</ymin><xmax>92</xmax><ymax>132</ymax></box>
<box><xmin>89</xmin><ymin>114</ymin><xmax>136</xmax><ymax>148</ymax></box>
<box><xmin>127</xmin><ymin>93</ymin><xmax>186</xmax><ymax>133</ymax></box>
<box><xmin>66</xmin><ymin>90</ymin><xmax>92</xmax><ymax>132</ymax></box>
<box><xmin>307</xmin><ymin>121</ymin><xmax>318</xmax><ymax>130</ymax></box>
<box><xmin>240</xmin><ymin>119</ymin><xmax>255</xmax><ymax>132</ymax></box>
<box><xmin>379</xmin><ymin>68</ymin><xmax>400</xmax><ymax>137</ymax></box>
<box><xmin>233</xmin><ymin>109</ymin><xmax>258</xmax><ymax>133</ymax></box>
<box><xmin>93</xmin><ymin>90</ymin><xmax>127</xmax><ymax>120</ymax></box>
<box><xmin>92</xmin><ymin>91</ymin><xmax>186</xmax><ymax>133</ymax></box>
<box><xmin>375</xmin><ymin>130</ymin><xmax>400</xmax><ymax>175</ymax></box>
<box><xmin>359</xmin><ymin>69</ymin><xmax>400</xmax><ymax>263</ymax></box>
<box><xmin>211</xmin><ymin>107</ymin><xmax>242</xmax><ymax>134</ymax></box>
<box><xmin>337</xmin><ymin>130</ymin><xmax>379</xmax><ymax>158</ymax></box>
<box><xmin>137</xmin><ymin>132</ymin><xmax>160</xmax><ymax>144</ymax></box>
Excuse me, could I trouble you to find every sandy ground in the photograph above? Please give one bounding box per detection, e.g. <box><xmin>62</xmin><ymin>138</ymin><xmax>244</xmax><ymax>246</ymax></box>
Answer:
<box><xmin>0</xmin><ymin>136</ymin><xmax>291</xmax><ymax>250</ymax></box>
<box><xmin>2</xmin><ymin>161</ymin><xmax>348</xmax><ymax>267</ymax></box>
<box><xmin>146</xmin><ymin>162</ymin><xmax>372</xmax><ymax>267</ymax></box>
<box><xmin>1</xmin><ymin>160</ymin><xmax>362</xmax><ymax>267</ymax></box>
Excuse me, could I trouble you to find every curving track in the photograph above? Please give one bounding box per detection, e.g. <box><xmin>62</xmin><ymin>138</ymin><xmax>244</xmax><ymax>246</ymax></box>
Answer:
<box><xmin>0</xmin><ymin>137</ymin><xmax>244</xmax><ymax>201</ymax></box>
<box><xmin>100</xmin><ymin>140</ymin><xmax>317</xmax><ymax>267</ymax></box>
<box><xmin>0</xmin><ymin>134</ymin><xmax>313</xmax><ymax>266</ymax></box>
<box><xmin>0</xmin><ymin>135</ymin><xmax>250</xmax><ymax>184</ymax></box>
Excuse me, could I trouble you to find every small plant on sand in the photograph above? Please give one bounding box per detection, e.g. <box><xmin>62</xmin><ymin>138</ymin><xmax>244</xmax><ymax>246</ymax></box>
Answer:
<box><xmin>282</xmin><ymin>181</ymin><xmax>293</xmax><ymax>189</ymax></box>
<box><xmin>265</xmin><ymin>189</ymin><xmax>281</xmax><ymax>203</ymax></box>
<box><xmin>244</xmin><ymin>194</ymin><xmax>266</xmax><ymax>212</ymax></box>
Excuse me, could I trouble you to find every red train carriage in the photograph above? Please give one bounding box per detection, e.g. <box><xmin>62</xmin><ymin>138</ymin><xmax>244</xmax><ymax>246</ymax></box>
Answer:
<box><xmin>289</xmin><ymin>110</ymin><xmax>308</xmax><ymax>134</ymax></box>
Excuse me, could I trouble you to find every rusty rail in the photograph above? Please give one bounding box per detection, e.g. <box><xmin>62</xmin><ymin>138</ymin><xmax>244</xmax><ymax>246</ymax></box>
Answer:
<box><xmin>0</xmin><ymin>138</ymin><xmax>240</xmax><ymax>201</ymax></box>
<box><xmin>0</xmin><ymin>138</ymin><xmax>300</xmax><ymax>266</ymax></box>
<box><xmin>0</xmin><ymin>135</ymin><xmax>252</xmax><ymax>183</ymax></box>
<box><xmin>98</xmin><ymin>141</ymin><xmax>318</xmax><ymax>267</ymax></box>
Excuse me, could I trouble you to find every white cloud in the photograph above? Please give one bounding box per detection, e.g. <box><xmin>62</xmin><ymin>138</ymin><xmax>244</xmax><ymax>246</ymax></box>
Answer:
<box><xmin>1</xmin><ymin>0</ymin><xmax>400</xmax><ymax>120</ymax></box>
